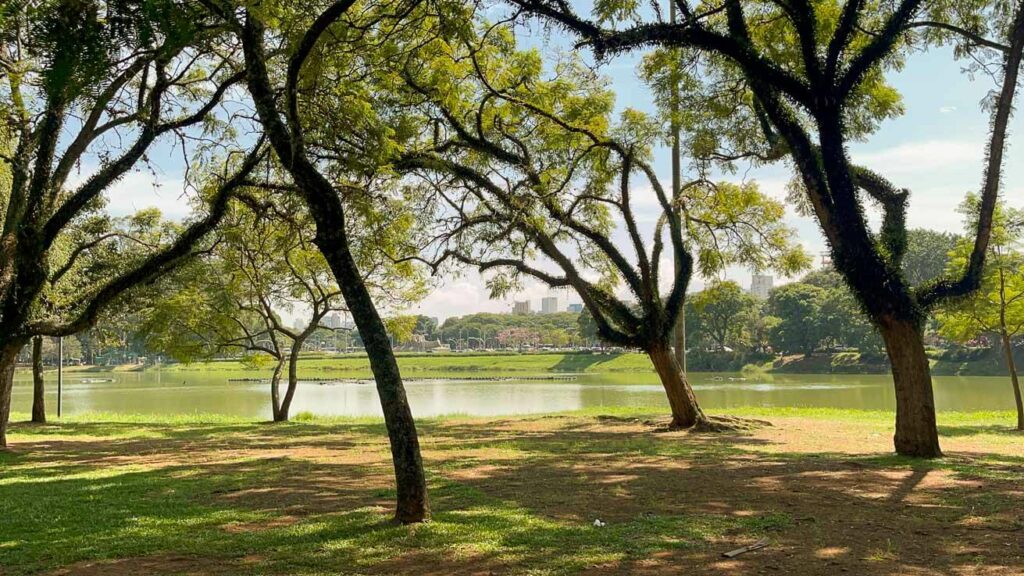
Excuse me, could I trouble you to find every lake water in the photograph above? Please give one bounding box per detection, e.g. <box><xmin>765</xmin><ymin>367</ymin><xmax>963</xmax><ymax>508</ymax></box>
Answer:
<box><xmin>8</xmin><ymin>369</ymin><xmax>1019</xmax><ymax>419</ymax></box>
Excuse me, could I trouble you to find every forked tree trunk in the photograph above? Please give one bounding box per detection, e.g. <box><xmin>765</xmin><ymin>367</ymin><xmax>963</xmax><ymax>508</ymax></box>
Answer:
<box><xmin>1000</xmin><ymin>331</ymin><xmax>1023</xmax><ymax>431</ymax></box>
<box><xmin>647</xmin><ymin>342</ymin><xmax>706</xmax><ymax>428</ymax></box>
<box><xmin>0</xmin><ymin>345</ymin><xmax>20</xmax><ymax>448</ymax></box>
<box><xmin>270</xmin><ymin>359</ymin><xmax>285</xmax><ymax>422</ymax></box>
<box><xmin>31</xmin><ymin>337</ymin><xmax>45</xmax><ymax>424</ymax></box>
<box><xmin>878</xmin><ymin>318</ymin><xmax>942</xmax><ymax>457</ymax></box>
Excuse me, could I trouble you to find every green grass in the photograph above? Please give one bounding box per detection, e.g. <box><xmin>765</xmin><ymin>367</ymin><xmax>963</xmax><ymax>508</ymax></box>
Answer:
<box><xmin>0</xmin><ymin>412</ymin><xmax>788</xmax><ymax>575</ymax></box>
<box><xmin>1</xmin><ymin>408</ymin><xmax>1021</xmax><ymax>575</ymax></box>
<box><xmin>98</xmin><ymin>351</ymin><xmax>661</xmax><ymax>375</ymax></box>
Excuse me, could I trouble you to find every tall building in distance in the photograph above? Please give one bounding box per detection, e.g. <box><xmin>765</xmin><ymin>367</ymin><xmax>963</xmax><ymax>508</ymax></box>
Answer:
<box><xmin>567</xmin><ymin>303</ymin><xmax>583</xmax><ymax>313</ymax></box>
<box><xmin>541</xmin><ymin>296</ymin><xmax>559</xmax><ymax>314</ymax></box>
<box><xmin>323</xmin><ymin>312</ymin><xmax>355</xmax><ymax>330</ymax></box>
<box><xmin>324</xmin><ymin>312</ymin><xmax>342</xmax><ymax>329</ymax></box>
<box><xmin>750</xmin><ymin>274</ymin><xmax>774</xmax><ymax>300</ymax></box>
<box><xmin>512</xmin><ymin>300</ymin><xmax>532</xmax><ymax>315</ymax></box>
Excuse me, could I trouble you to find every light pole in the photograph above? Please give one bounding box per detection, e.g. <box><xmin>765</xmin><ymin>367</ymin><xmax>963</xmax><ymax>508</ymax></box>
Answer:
<box><xmin>57</xmin><ymin>336</ymin><xmax>63</xmax><ymax>418</ymax></box>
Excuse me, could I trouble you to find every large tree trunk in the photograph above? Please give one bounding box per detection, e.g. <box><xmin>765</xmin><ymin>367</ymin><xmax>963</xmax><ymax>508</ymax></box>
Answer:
<box><xmin>241</xmin><ymin>13</ymin><xmax>428</xmax><ymax>523</ymax></box>
<box><xmin>1000</xmin><ymin>331</ymin><xmax>1024</xmax><ymax>431</ymax></box>
<box><xmin>0</xmin><ymin>345</ymin><xmax>20</xmax><ymax>448</ymax></box>
<box><xmin>270</xmin><ymin>359</ymin><xmax>285</xmax><ymax>422</ymax></box>
<box><xmin>31</xmin><ymin>337</ymin><xmax>45</xmax><ymax>424</ymax></box>
<box><xmin>315</xmin><ymin>228</ymin><xmax>429</xmax><ymax>523</ymax></box>
<box><xmin>278</xmin><ymin>341</ymin><xmax>303</xmax><ymax>423</ymax></box>
<box><xmin>647</xmin><ymin>342</ymin><xmax>706</xmax><ymax>428</ymax></box>
<box><xmin>878</xmin><ymin>318</ymin><xmax>942</xmax><ymax>457</ymax></box>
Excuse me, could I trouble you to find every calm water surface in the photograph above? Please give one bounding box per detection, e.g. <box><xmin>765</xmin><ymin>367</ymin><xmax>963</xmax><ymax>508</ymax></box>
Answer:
<box><xmin>9</xmin><ymin>368</ymin><xmax>1019</xmax><ymax>419</ymax></box>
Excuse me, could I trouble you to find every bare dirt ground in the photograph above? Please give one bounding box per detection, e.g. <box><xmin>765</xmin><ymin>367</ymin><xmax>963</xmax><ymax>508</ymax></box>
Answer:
<box><xmin>3</xmin><ymin>413</ymin><xmax>1022</xmax><ymax>576</ymax></box>
<box><xmin>425</xmin><ymin>416</ymin><xmax>1024</xmax><ymax>575</ymax></box>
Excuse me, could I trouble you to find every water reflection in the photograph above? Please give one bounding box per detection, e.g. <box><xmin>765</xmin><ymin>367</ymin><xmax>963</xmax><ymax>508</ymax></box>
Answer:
<box><xmin>8</xmin><ymin>370</ymin><xmax>1018</xmax><ymax>418</ymax></box>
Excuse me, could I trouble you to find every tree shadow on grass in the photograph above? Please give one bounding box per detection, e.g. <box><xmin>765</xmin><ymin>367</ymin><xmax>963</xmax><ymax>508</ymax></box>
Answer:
<box><xmin>937</xmin><ymin>423</ymin><xmax>1024</xmax><ymax>437</ymax></box>
<box><xmin>439</xmin><ymin>449</ymin><xmax>1023</xmax><ymax>575</ymax></box>
<box><xmin>0</xmin><ymin>450</ymin><xmax>786</xmax><ymax>576</ymax></box>
<box><xmin>2</xmin><ymin>415</ymin><xmax>1022</xmax><ymax>575</ymax></box>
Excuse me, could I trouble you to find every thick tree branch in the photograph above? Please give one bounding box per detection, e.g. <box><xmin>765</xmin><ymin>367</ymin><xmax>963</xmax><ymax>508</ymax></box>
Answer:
<box><xmin>25</xmin><ymin>143</ymin><xmax>266</xmax><ymax>337</ymax></box>
<box><xmin>918</xmin><ymin>4</ymin><xmax>1024</xmax><ymax>309</ymax></box>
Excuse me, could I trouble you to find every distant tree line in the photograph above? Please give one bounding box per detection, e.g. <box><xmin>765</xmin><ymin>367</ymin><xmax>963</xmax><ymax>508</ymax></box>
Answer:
<box><xmin>428</xmin><ymin>312</ymin><xmax>585</xmax><ymax>349</ymax></box>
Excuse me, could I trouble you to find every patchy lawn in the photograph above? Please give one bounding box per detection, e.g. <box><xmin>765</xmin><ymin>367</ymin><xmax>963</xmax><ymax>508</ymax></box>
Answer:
<box><xmin>0</xmin><ymin>409</ymin><xmax>1021</xmax><ymax>575</ymax></box>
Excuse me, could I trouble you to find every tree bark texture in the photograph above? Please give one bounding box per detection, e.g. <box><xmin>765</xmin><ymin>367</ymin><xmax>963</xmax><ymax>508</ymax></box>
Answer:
<box><xmin>647</xmin><ymin>343</ymin><xmax>706</xmax><ymax>429</ymax></box>
<box><xmin>31</xmin><ymin>337</ymin><xmax>45</xmax><ymax>423</ymax></box>
<box><xmin>879</xmin><ymin>318</ymin><xmax>942</xmax><ymax>457</ymax></box>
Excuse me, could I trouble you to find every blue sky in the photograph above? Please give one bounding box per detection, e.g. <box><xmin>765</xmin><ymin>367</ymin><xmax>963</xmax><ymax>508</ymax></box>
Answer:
<box><xmin>92</xmin><ymin>21</ymin><xmax>1022</xmax><ymax>323</ymax></box>
<box><xmin>410</xmin><ymin>36</ymin><xmax>1022</xmax><ymax>321</ymax></box>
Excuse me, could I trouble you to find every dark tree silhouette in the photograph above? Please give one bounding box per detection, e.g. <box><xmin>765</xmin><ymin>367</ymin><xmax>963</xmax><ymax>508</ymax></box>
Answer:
<box><xmin>0</xmin><ymin>1</ymin><xmax>261</xmax><ymax>447</ymax></box>
<box><xmin>227</xmin><ymin>1</ymin><xmax>429</xmax><ymax>523</ymax></box>
<box><xmin>506</xmin><ymin>0</ymin><xmax>1024</xmax><ymax>457</ymax></box>
<box><xmin>397</xmin><ymin>36</ymin><xmax>806</xmax><ymax>428</ymax></box>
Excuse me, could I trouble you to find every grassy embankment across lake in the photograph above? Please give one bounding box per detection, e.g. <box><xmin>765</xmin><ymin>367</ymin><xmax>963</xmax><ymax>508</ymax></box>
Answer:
<box><xmin>69</xmin><ymin>349</ymin><xmax>1020</xmax><ymax>377</ymax></box>
<box><xmin>1</xmin><ymin>407</ymin><xmax>1021</xmax><ymax>575</ymax></box>
<box><xmin>79</xmin><ymin>351</ymin><xmax>659</xmax><ymax>375</ymax></box>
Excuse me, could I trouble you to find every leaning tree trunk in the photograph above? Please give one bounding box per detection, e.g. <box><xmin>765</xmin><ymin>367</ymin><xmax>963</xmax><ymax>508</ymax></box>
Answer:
<box><xmin>1000</xmin><ymin>331</ymin><xmax>1024</xmax><ymax>431</ymax></box>
<box><xmin>277</xmin><ymin>340</ymin><xmax>304</xmax><ymax>423</ymax></box>
<box><xmin>647</xmin><ymin>342</ymin><xmax>706</xmax><ymax>428</ymax></box>
<box><xmin>241</xmin><ymin>13</ymin><xmax>428</xmax><ymax>522</ymax></box>
<box><xmin>0</xmin><ymin>345</ymin><xmax>21</xmax><ymax>448</ymax></box>
<box><xmin>314</xmin><ymin>226</ymin><xmax>429</xmax><ymax>523</ymax></box>
<box><xmin>31</xmin><ymin>337</ymin><xmax>45</xmax><ymax>424</ymax></box>
<box><xmin>878</xmin><ymin>317</ymin><xmax>942</xmax><ymax>457</ymax></box>
<box><xmin>270</xmin><ymin>359</ymin><xmax>285</xmax><ymax>422</ymax></box>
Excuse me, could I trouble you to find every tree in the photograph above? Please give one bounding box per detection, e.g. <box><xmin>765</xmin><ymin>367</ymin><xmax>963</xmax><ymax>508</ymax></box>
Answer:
<box><xmin>496</xmin><ymin>327</ymin><xmax>542</xmax><ymax>349</ymax></box>
<box><xmin>439</xmin><ymin>312</ymin><xmax>582</xmax><ymax>347</ymax></box>
<box><xmin>0</xmin><ymin>1</ymin><xmax>262</xmax><ymax>447</ymax></box>
<box><xmin>766</xmin><ymin>283</ymin><xmax>825</xmax><ymax>356</ymax></box>
<box><xmin>817</xmin><ymin>286</ymin><xmax>885</xmax><ymax>354</ymax></box>
<box><xmin>744</xmin><ymin>310</ymin><xmax>779</xmax><ymax>354</ymax></box>
<box><xmin>226</xmin><ymin>1</ymin><xmax>433</xmax><ymax>523</ymax></box>
<box><xmin>386</xmin><ymin>316</ymin><xmax>420</xmax><ymax>346</ymax></box>
<box><xmin>141</xmin><ymin>197</ymin><xmax>362</xmax><ymax>422</ymax></box>
<box><xmin>690</xmin><ymin>280</ymin><xmax>756</xmax><ymax>351</ymax></box>
<box><xmin>507</xmin><ymin>0</ymin><xmax>1024</xmax><ymax>456</ymax></box>
<box><xmin>412</xmin><ymin>316</ymin><xmax>439</xmax><ymax>339</ymax></box>
<box><xmin>802</xmin><ymin>269</ymin><xmax>846</xmax><ymax>291</ymax></box>
<box><xmin>31</xmin><ymin>336</ymin><xmax>44</xmax><ymax>423</ymax></box>
<box><xmin>803</xmin><ymin>269</ymin><xmax>883</xmax><ymax>354</ymax></box>
<box><xmin>903</xmin><ymin>229</ymin><xmax>961</xmax><ymax>287</ymax></box>
<box><xmin>398</xmin><ymin>29</ymin><xmax>808</xmax><ymax>428</ymax></box>
<box><xmin>937</xmin><ymin>198</ymin><xmax>1024</xmax><ymax>430</ymax></box>
<box><xmin>577</xmin><ymin>309</ymin><xmax>600</xmax><ymax>346</ymax></box>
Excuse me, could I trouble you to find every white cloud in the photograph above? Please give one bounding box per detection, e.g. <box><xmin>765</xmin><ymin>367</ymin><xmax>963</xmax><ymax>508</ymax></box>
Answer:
<box><xmin>852</xmin><ymin>139</ymin><xmax>982</xmax><ymax>178</ymax></box>
<box><xmin>102</xmin><ymin>171</ymin><xmax>193</xmax><ymax>220</ymax></box>
<box><xmin>66</xmin><ymin>165</ymin><xmax>194</xmax><ymax>221</ymax></box>
<box><xmin>939</xmin><ymin>106</ymin><xmax>958</xmax><ymax>114</ymax></box>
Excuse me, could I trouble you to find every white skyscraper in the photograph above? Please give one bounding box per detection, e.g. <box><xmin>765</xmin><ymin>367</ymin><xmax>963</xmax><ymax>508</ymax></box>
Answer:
<box><xmin>324</xmin><ymin>312</ymin><xmax>342</xmax><ymax>329</ymax></box>
<box><xmin>541</xmin><ymin>296</ymin><xmax>559</xmax><ymax>314</ymax></box>
<box><xmin>750</xmin><ymin>274</ymin><xmax>774</xmax><ymax>300</ymax></box>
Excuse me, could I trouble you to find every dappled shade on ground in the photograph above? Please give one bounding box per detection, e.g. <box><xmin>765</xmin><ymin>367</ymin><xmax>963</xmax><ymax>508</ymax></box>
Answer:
<box><xmin>0</xmin><ymin>410</ymin><xmax>1021</xmax><ymax>575</ymax></box>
